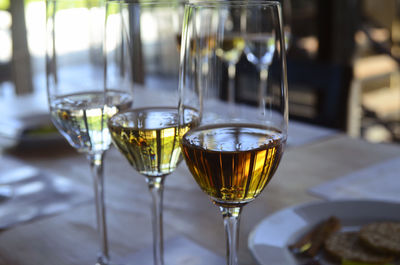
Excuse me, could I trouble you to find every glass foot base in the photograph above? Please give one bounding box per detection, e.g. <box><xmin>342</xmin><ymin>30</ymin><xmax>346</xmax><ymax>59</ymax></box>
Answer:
<box><xmin>119</xmin><ymin>236</ymin><xmax>224</xmax><ymax>265</ymax></box>
<box><xmin>96</xmin><ymin>255</ymin><xmax>125</xmax><ymax>265</ymax></box>
<box><xmin>0</xmin><ymin>186</ymin><xmax>12</xmax><ymax>202</ymax></box>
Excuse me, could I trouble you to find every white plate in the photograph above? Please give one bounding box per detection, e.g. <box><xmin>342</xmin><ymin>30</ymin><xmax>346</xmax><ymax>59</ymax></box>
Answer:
<box><xmin>248</xmin><ymin>199</ymin><xmax>400</xmax><ymax>265</ymax></box>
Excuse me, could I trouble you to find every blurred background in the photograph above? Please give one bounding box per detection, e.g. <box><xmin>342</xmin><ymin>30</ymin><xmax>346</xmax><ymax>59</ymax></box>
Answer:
<box><xmin>0</xmin><ymin>0</ymin><xmax>399</xmax><ymax>146</ymax></box>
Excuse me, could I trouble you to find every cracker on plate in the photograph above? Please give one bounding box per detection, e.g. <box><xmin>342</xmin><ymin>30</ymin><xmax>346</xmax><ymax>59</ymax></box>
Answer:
<box><xmin>324</xmin><ymin>232</ymin><xmax>394</xmax><ymax>264</ymax></box>
<box><xmin>359</xmin><ymin>222</ymin><xmax>400</xmax><ymax>255</ymax></box>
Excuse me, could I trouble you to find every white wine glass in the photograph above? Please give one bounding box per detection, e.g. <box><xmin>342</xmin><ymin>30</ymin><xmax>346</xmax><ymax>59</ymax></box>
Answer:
<box><xmin>179</xmin><ymin>1</ymin><xmax>288</xmax><ymax>265</ymax></box>
<box><xmin>106</xmin><ymin>1</ymin><xmax>199</xmax><ymax>265</ymax></box>
<box><xmin>46</xmin><ymin>1</ymin><xmax>133</xmax><ymax>264</ymax></box>
<box><xmin>243</xmin><ymin>0</ymin><xmax>291</xmax><ymax>106</ymax></box>
<box><xmin>243</xmin><ymin>11</ymin><xmax>276</xmax><ymax>109</ymax></box>
<box><xmin>215</xmin><ymin>11</ymin><xmax>245</xmax><ymax>104</ymax></box>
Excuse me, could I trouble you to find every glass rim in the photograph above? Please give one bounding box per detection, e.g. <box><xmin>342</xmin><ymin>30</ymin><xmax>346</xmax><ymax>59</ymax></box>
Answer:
<box><xmin>106</xmin><ymin>0</ymin><xmax>184</xmax><ymax>6</ymax></box>
<box><xmin>186</xmin><ymin>0</ymin><xmax>281</xmax><ymax>8</ymax></box>
<box><xmin>46</xmin><ymin>0</ymin><xmax>103</xmax><ymax>3</ymax></box>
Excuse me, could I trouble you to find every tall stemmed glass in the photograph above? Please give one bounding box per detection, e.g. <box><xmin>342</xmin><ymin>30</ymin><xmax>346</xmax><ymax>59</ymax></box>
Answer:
<box><xmin>215</xmin><ymin>12</ymin><xmax>245</xmax><ymax>103</ymax></box>
<box><xmin>179</xmin><ymin>2</ymin><xmax>288</xmax><ymax>265</ymax></box>
<box><xmin>243</xmin><ymin>11</ymin><xmax>276</xmax><ymax>109</ymax></box>
<box><xmin>46</xmin><ymin>1</ymin><xmax>133</xmax><ymax>264</ymax></box>
<box><xmin>243</xmin><ymin>0</ymin><xmax>291</xmax><ymax>106</ymax></box>
<box><xmin>106</xmin><ymin>2</ymin><xmax>199</xmax><ymax>265</ymax></box>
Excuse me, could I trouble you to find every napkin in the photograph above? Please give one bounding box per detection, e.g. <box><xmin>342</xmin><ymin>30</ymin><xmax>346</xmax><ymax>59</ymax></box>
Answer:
<box><xmin>309</xmin><ymin>156</ymin><xmax>400</xmax><ymax>203</ymax></box>
<box><xmin>0</xmin><ymin>156</ymin><xmax>91</xmax><ymax>228</ymax></box>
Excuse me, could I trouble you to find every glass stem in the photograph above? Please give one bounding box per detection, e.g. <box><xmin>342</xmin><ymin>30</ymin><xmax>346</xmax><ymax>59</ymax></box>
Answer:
<box><xmin>220</xmin><ymin>206</ymin><xmax>242</xmax><ymax>265</ymax></box>
<box><xmin>258</xmin><ymin>67</ymin><xmax>269</xmax><ymax>114</ymax></box>
<box><xmin>228</xmin><ymin>63</ymin><xmax>236</xmax><ymax>104</ymax></box>
<box><xmin>88</xmin><ymin>152</ymin><xmax>109</xmax><ymax>265</ymax></box>
<box><xmin>146</xmin><ymin>176</ymin><xmax>165</xmax><ymax>265</ymax></box>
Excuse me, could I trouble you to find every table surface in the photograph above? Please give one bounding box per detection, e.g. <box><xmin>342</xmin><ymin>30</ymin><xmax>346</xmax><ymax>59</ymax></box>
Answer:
<box><xmin>1</xmin><ymin>115</ymin><xmax>400</xmax><ymax>264</ymax></box>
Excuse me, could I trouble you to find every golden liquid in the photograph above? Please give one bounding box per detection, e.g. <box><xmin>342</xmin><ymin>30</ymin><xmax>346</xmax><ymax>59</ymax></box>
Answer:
<box><xmin>51</xmin><ymin>90</ymin><xmax>132</xmax><ymax>153</ymax></box>
<box><xmin>181</xmin><ymin>124</ymin><xmax>285</xmax><ymax>206</ymax></box>
<box><xmin>108</xmin><ymin>107</ymin><xmax>199</xmax><ymax>178</ymax></box>
<box><xmin>178</xmin><ymin>34</ymin><xmax>244</xmax><ymax>62</ymax></box>
<box><xmin>177</xmin><ymin>34</ymin><xmax>219</xmax><ymax>57</ymax></box>
<box><xmin>216</xmin><ymin>37</ymin><xmax>245</xmax><ymax>64</ymax></box>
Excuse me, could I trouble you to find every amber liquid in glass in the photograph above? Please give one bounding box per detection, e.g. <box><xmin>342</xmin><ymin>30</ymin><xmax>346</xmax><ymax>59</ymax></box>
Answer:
<box><xmin>181</xmin><ymin>123</ymin><xmax>285</xmax><ymax>206</ymax></box>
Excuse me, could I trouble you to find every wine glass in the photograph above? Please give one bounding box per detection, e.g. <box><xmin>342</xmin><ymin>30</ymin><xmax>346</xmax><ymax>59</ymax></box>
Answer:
<box><xmin>46</xmin><ymin>1</ymin><xmax>133</xmax><ymax>264</ymax></box>
<box><xmin>243</xmin><ymin>0</ymin><xmax>291</xmax><ymax>106</ymax></box>
<box><xmin>106</xmin><ymin>1</ymin><xmax>199</xmax><ymax>265</ymax></box>
<box><xmin>179</xmin><ymin>1</ymin><xmax>288</xmax><ymax>265</ymax></box>
<box><xmin>277</xmin><ymin>0</ymin><xmax>292</xmax><ymax>50</ymax></box>
<box><xmin>243</xmin><ymin>11</ymin><xmax>276</xmax><ymax>109</ymax></box>
<box><xmin>215</xmin><ymin>12</ymin><xmax>245</xmax><ymax>104</ymax></box>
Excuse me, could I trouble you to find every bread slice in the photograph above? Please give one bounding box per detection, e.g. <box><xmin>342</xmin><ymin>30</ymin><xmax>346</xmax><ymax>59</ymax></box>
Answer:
<box><xmin>324</xmin><ymin>232</ymin><xmax>394</xmax><ymax>264</ymax></box>
<box><xmin>289</xmin><ymin>216</ymin><xmax>341</xmax><ymax>257</ymax></box>
<box><xmin>359</xmin><ymin>222</ymin><xmax>400</xmax><ymax>255</ymax></box>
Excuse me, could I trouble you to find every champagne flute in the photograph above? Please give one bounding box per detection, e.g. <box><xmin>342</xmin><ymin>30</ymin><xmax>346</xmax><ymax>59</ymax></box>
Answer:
<box><xmin>179</xmin><ymin>1</ymin><xmax>288</xmax><ymax>265</ymax></box>
<box><xmin>106</xmin><ymin>2</ymin><xmax>199</xmax><ymax>265</ymax></box>
<box><xmin>46</xmin><ymin>1</ymin><xmax>133</xmax><ymax>264</ymax></box>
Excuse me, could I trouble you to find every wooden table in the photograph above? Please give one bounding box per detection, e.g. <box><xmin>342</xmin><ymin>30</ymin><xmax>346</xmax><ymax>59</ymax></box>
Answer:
<box><xmin>1</xmin><ymin>122</ymin><xmax>399</xmax><ymax>265</ymax></box>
